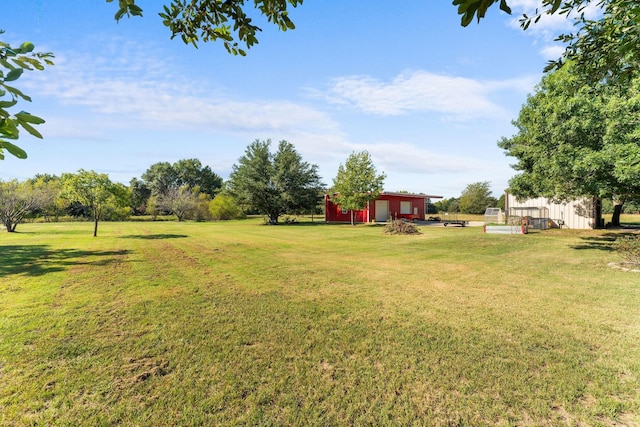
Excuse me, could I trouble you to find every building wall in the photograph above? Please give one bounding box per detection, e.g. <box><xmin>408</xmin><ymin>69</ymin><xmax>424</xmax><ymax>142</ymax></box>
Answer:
<box><xmin>371</xmin><ymin>194</ymin><xmax>425</xmax><ymax>221</ymax></box>
<box><xmin>325</xmin><ymin>193</ymin><xmax>427</xmax><ymax>223</ymax></box>
<box><xmin>505</xmin><ymin>194</ymin><xmax>601</xmax><ymax>229</ymax></box>
<box><xmin>324</xmin><ymin>196</ymin><xmax>368</xmax><ymax>223</ymax></box>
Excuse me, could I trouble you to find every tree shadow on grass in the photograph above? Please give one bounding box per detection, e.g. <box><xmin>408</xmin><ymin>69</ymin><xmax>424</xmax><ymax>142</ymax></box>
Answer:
<box><xmin>0</xmin><ymin>245</ymin><xmax>132</xmax><ymax>277</ymax></box>
<box><xmin>570</xmin><ymin>232</ymin><xmax>638</xmax><ymax>251</ymax></box>
<box><xmin>119</xmin><ymin>234</ymin><xmax>188</xmax><ymax>239</ymax></box>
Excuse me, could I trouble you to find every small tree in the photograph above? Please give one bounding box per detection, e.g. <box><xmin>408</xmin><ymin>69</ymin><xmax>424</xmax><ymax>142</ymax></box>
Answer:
<box><xmin>27</xmin><ymin>174</ymin><xmax>63</xmax><ymax>222</ymax></box>
<box><xmin>458</xmin><ymin>181</ymin><xmax>497</xmax><ymax>214</ymax></box>
<box><xmin>157</xmin><ymin>185</ymin><xmax>198</xmax><ymax>221</ymax></box>
<box><xmin>0</xmin><ymin>179</ymin><xmax>51</xmax><ymax>232</ymax></box>
<box><xmin>60</xmin><ymin>170</ymin><xmax>126</xmax><ymax>236</ymax></box>
<box><xmin>145</xmin><ymin>195</ymin><xmax>159</xmax><ymax>220</ymax></box>
<box><xmin>332</xmin><ymin>151</ymin><xmax>386</xmax><ymax>225</ymax></box>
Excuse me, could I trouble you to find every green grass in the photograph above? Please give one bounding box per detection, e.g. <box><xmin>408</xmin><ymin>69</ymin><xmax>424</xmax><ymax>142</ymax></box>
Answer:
<box><xmin>603</xmin><ymin>213</ymin><xmax>640</xmax><ymax>226</ymax></box>
<box><xmin>1</xmin><ymin>220</ymin><xmax>639</xmax><ymax>426</ymax></box>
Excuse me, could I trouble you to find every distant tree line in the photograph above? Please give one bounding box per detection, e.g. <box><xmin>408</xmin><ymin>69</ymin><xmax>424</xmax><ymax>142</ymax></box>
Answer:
<box><xmin>432</xmin><ymin>181</ymin><xmax>501</xmax><ymax>215</ymax></box>
<box><xmin>0</xmin><ymin>139</ymin><xmax>333</xmax><ymax>234</ymax></box>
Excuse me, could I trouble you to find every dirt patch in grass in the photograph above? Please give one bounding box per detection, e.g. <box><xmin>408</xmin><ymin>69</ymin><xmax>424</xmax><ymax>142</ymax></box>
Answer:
<box><xmin>607</xmin><ymin>262</ymin><xmax>640</xmax><ymax>273</ymax></box>
<box><xmin>115</xmin><ymin>356</ymin><xmax>171</xmax><ymax>389</ymax></box>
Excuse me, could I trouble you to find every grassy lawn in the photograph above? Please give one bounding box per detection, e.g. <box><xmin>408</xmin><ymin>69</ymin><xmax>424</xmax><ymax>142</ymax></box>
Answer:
<box><xmin>1</xmin><ymin>220</ymin><xmax>639</xmax><ymax>426</ymax></box>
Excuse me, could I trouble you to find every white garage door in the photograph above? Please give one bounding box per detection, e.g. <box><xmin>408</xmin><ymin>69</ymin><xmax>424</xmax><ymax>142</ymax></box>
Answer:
<box><xmin>375</xmin><ymin>200</ymin><xmax>389</xmax><ymax>222</ymax></box>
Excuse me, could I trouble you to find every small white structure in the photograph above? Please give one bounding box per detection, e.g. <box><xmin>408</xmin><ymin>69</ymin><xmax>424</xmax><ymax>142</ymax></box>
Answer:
<box><xmin>483</xmin><ymin>208</ymin><xmax>504</xmax><ymax>224</ymax></box>
<box><xmin>505</xmin><ymin>192</ymin><xmax>602</xmax><ymax>229</ymax></box>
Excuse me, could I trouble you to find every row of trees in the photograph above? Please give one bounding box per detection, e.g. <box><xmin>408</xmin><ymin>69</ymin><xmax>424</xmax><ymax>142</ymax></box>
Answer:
<box><xmin>0</xmin><ymin>171</ymin><xmax>128</xmax><ymax>236</ymax></box>
<box><xmin>0</xmin><ymin>139</ymin><xmax>388</xmax><ymax>234</ymax></box>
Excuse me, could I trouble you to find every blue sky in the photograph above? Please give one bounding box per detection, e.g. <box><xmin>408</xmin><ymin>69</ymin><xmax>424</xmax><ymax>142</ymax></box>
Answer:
<box><xmin>1</xmin><ymin>1</ymin><xmax>595</xmax><ymax>198</ymax></box>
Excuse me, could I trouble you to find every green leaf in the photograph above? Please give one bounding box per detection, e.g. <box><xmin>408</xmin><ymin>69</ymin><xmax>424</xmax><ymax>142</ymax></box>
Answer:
<box><xmin>0</xmin><ymin>117</ymin><xmax>19</xmax><ymax>138</ymax></box>
<box><xmin>4</xmin><ymin>68</ymin><xmax>23</xmax><ymax>82</ymax></box>
<box><xmin>0</xmin><ymin>139</ymin><xmax>27</xmax><ymax>159</ymax></box>
<box><xmin>18</xmin><ymin>120</ymin><xmax>43</xmax><ymax>139</ymax></box>
<box><xmin>0</xmin><ymin>99</ymin><xmax>18</xmax><ymax>108</ymax></box>
<box><xmin>499</xmin><ymin>0</ymin><xmax>512</xmax><ymax>14</ymax></box>
<box><xmin>16</xmin><ymin>111</ymin><xmax>45</xmax><ymax>124</ymax></box>
<box><xmin>5</xmin><ymin>85</ymin><xmax>32</xmax><ymax>101</ymax></box>
<box><xmin>19</xmin><ymin>41</ymin><xmax>35</xmax><ymax>53</ymax></box>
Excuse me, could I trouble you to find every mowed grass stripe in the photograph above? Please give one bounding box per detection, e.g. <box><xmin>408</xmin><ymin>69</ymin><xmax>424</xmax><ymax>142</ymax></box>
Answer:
<box><xmin>1</xmin><ymin>220</ymin><xmax>639</xmax><ymax>425</ymax></box>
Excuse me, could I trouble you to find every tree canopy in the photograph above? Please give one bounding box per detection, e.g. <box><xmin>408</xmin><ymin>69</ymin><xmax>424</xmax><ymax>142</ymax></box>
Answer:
<box><xmin>331</xmin><ymin>151</ymin><xmax>386</xmax><ymax>226</ymax></box>
<box><xmin>226</xmin><ymin>139</ymin><xmax>323</xmax><ymax>224</ymax></box>
<box><xmin>498</xmin><ymin>64</ymin><xmax>640</xmax><ymax>226</ymax></box>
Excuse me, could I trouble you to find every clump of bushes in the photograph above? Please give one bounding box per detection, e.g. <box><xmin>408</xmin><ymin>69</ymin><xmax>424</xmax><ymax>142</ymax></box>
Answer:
<box><xmin>614</xmin><ymin>234</ymin><xmax>640</xmax><ymax>265</ymax></box>
<box><xmin>383</xmin><ymin>219</ymin><xmax>420</xmax><ymax>235</ymax></box>
<box><xmin>209</xmin><ymin>195</ymin><xmax>245</xmax><ymax>221</ymax></box>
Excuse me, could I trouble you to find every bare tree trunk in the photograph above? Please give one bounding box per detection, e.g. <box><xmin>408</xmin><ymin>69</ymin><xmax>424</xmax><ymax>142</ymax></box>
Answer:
<box><xmin>611</xmin><ymin>200</ymin><xmax>624</xmax><ymax>227</ymax></box>
<box><xmin>93</xmin><ymin>206</ymin><xmax>99</xmax><ymax>237</ymax></box>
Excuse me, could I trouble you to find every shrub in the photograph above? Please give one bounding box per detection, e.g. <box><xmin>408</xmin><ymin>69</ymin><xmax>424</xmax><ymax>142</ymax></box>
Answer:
<box><xmin>383</xmin><ymin>219</ymin><xmax>420</xmax><ymax>235</ymax></box>
<box><xmin>614</xmin><ymin>234</ymin><xmax>640</xmax><ymax>265</ymax></box>
<box><xmin>209</xmin><ymin>195</ymin><xmax>245</xmax><ymax>221</ymax></box>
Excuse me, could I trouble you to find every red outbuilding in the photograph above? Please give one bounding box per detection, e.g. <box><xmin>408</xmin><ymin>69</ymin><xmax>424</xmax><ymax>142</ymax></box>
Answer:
<box><xmin>325</xmin><ymin>192</ymin><xmax>442</xmax><ymax>223</ymax></box>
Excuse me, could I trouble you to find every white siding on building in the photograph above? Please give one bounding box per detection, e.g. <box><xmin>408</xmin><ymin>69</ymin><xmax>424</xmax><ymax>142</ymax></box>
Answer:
<box><xmin>506</xmin><ymin>194</ymin><xmax>598</xmax><ymax>229</ymax></box>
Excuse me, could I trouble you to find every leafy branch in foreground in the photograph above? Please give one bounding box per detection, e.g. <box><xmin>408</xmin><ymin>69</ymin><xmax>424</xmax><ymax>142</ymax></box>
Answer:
<box><xmin>108</xmin><ymin>0</ymin><xmax>302</xmax><ymax>55</ymax></box>
<box><xmin>0</xmin><ymin>31</ymin><xmax>54</xmax><ymax>160</ymax></box>
<box><xmin>453</xmin><ymin>1</ymin><xmax>640</xmax><ymax>85</ymax></box>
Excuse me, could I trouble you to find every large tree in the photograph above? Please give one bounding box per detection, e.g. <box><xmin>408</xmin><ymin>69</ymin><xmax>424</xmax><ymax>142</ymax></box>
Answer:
<box><xmin>498</xmin><ymin>64</ymin><xmax>640</xmax><ymax>226</ymax></box>
<box><xmin>0</xmin><ymin>32</ymin><xmax>53</xmax><ymax>159</ymax></box>
<box><xmin>227</xmin><ymin>139</ymin><xmax>323</xmax><ymax>224</ymax></box>
<box><xmin>60</xmin><ymin>170</ymin><xmax>127</xmax><ymax>237</ymax></box>
<box><xmin>331</xmin><ymin>151</ymin><xmax>386</xmax><ymax>226</ymax></box>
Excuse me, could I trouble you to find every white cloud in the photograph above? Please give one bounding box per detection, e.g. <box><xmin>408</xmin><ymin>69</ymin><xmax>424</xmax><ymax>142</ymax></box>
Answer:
<box><xmin>349</xmin><ymin>142</ymin><xmax>487</xmax><ymax>175</ymax></box>
<box><xmin>314</xmin><ymin>70</ymin><xmax>529</xmax><ymax>121</ymax></box>
<box><xmin>539</xmin><ymin>44</ymin><xmax>566</xmax><ymax>61</ymax></box>
<box><xmin>23</xmin><ymin>42</ymin><xmax>342</xmax><ymax>143</ymax></box>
